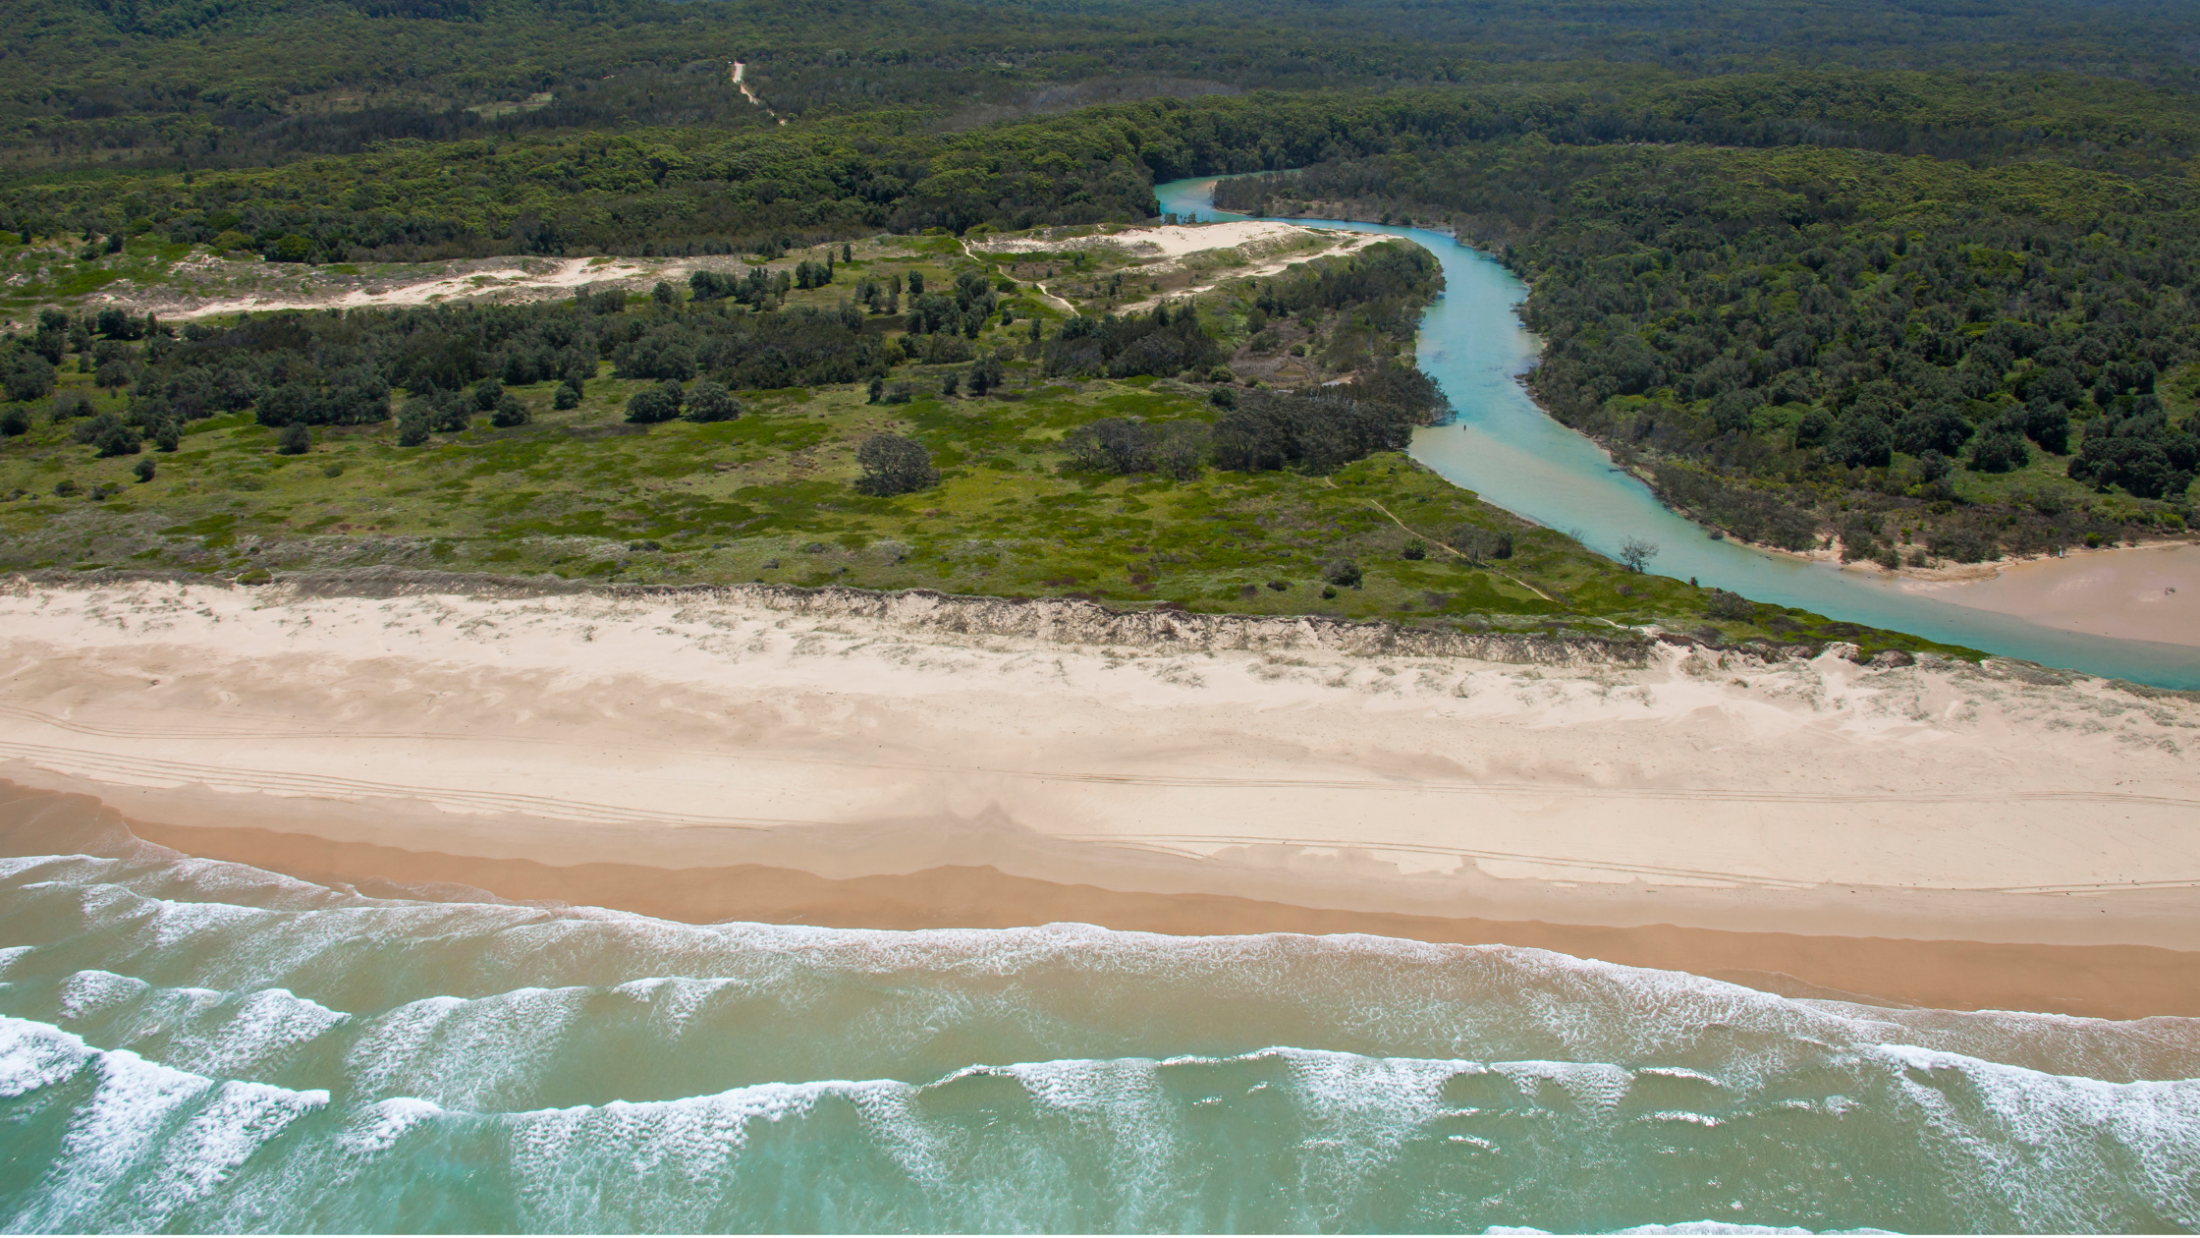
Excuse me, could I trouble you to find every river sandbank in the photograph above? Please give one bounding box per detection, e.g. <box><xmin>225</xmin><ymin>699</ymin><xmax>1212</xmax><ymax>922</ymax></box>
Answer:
<box><xmin>3</xmin><ymin>577</ymin><xmax>2196</xmax><ymax>1016</ymax></box>
<box><xmin>1899</xmin><ymin>541</ymin><xmax>2200</xmax><ymax>649</ymax></box>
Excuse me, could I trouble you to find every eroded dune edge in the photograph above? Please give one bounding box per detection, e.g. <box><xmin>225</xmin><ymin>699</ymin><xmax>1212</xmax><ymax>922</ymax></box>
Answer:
<box><xmin>3</xmin><ymin>573</ymin><xmax>2196</xmax><ymax>1019</ymax></box>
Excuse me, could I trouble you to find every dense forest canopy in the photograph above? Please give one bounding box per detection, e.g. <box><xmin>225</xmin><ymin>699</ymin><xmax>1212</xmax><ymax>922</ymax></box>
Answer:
<box><xmin>4</xmin><ymin>0</ymin><xmax>2197</xmax><ymax>181</ymax></box>
<box><xmin>1216</xmin><ymin>133</ymin><xmax>2200</xmax><ymax>555</ymax></box>
<box><xmin>9</xmin><ymin>69</ymin><xmax>2200</xmax><ymax>264</ymax></box>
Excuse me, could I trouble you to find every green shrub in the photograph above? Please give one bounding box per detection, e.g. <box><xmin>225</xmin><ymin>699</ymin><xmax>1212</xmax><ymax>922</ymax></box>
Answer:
<box><xmin>683</xmin><ymin>380</ymin><xmax>741</xmax><ymax>423</ymax></box>
<box><xmin>625</xmin><ymin>381</ymin><xmax>683</xmax><ymax>424</ymax></box>
<box><xmin>854</xmin><ymin>433</ymin><xmax>939</xmax><ymax>496</ymax></box>
<box><xmin>490</xmin><ymin>392</ymin><xmax>532</xmax><ymax>428</ymax></box>
<box><xmin>1705</xmin><ymin>589</ymin><xmax>1754</xmax><ymax>621</ymax></box>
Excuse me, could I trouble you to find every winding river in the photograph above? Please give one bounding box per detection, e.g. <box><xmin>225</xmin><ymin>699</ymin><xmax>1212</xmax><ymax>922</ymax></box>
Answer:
<box><xmin>1154</xmin><ymin>177</ymin><xmax>2200</xmax><ymax>688</ymax></box>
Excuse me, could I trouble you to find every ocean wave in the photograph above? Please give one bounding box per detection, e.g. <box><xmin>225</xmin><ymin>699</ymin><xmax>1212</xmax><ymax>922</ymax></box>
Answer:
<box><xmin>3</xmin><ymin>845</ymin><xmax>2200</xmax><ymax>1230</ymax></box>
<box><xmin>0</xmin><ymin>1017</ymin><xmax>328</xmax><ymax>1232</ymax></box>
<box><xmin>3</xmin><ymin>1015</ymin><xmax>2195</xmax><ymax>1232</ymax></box>
<box><xmin>3</xmin><ymin>851</ymin><xmax>2198</xmax><ymax>1094</ymax></box>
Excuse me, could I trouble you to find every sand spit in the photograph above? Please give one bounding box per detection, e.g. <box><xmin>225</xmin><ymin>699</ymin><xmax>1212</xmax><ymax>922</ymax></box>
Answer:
<box><xmin>1</xmin><ymin>576</ymin><xmax>2195</xmax><ymax>969</ymax></box>
<box><xmin>1902</xmin><ymin>541</ymin><xmax>2200</xmax><ymax>649</ymax></box>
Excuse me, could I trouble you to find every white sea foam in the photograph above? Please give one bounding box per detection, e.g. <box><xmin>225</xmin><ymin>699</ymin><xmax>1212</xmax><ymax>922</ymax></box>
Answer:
<box><xmin>1494</xmin><ymin>1059</ymin><xmax>1636</xmax><ymax>1115</ymax></box>
<box><xmin>1617</xmin><ymin>1226</ymin><xmax>1894</xmax><ymax>1235</ymax></box>
<box><xmin>1491</xmin><ymin>1226</ymin><xmax>1896</xmax><ymax>1235</ymax></box>
<box><xmin>344</xmin><ymin>987</ymin><xmax>587</xmax><ymax>1109</ymax></box>
<box><xmin>56</xmin><ymin>968</ymin><xmax>152</xmax><ymax>1021</ymax></box>
<box><xmin>0</xmin><ymin>853</ymin><xmax>104</xmax><ymax>883</ymax></box>
<box><xmin>0</xmin><ymin>1016</ymin><xmax>328</xmax><ymax>1231</ymax></box>
<box><xmin>1875</xmin><ymin>1042</ymin><xmax>2200</xmax><ymax>1230</ymax></box>
<box><xmin>337</xmin><ymin>1096</ymin><xmax>445</xmax><ymax>1156</ymax></box>
<box><xmin>1639</xmin><ymin>1110</ymin><xmax>1724</xmax><ymax>1127</ymax></box>
<box><xmin>611</xmin><ymin>974</ymin><xmax>753</xmax><ymax>1033</ymax></box>
<box><xmin>503</xmin><ymin>1077</ymin><xmax>911</xmax><ymax>1231</ymax></box>
<box><xmin>1000</xmin><ymin>1055</ymin><xmax>1164</xmax><ymax>1112</ymax></box>
<box><xmin>134</xmin><ymin>1077</ymin><xmax>327</xmax><ymax>1214</ymax></box>
<box><xmin>0</xmin><ymin>1014</ymin><xmax>92</xmax><ymax>1097</ymax></box>
<box><xmin>163</xmin><ymin>986</ymin><xmax>349</xmax><ymax>1079</ymax></box>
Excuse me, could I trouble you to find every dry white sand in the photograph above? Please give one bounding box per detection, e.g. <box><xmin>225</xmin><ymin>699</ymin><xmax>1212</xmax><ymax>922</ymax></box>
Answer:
<box><xmin>2</xmin><ymin>578</ymin><xmax>2195</xmax><ymax>948</ymax></box>
<box><xmin>973</xmin><ymin>220</ymin><xmax>1318</xmax><ymax>259</ymax></box>
<box><xmin>1904</xmin><ymin>542</ymin><xmax>2200</xmax><ymax>648</ymax></box>
<box><xmin>972</xmin><ymin>221</ymin><xmax>1381</xmax><ymax>314</ymax></box>
<box><xmin>163</xmin><ymin>257</ymin><xmax>650</xmax><ymax>320</ymax></box>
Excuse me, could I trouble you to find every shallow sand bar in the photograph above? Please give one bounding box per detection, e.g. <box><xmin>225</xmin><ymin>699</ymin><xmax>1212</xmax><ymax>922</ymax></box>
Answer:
<box><xmin>1905</xmin><ymin>542</ymin><xmax>2200</xmax><ymax>649</ymax></box>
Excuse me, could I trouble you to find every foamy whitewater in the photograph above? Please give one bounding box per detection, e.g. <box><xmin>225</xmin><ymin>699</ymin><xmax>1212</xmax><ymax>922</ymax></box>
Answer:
<box><xmin>1</xmin><ymin>843</ymin><xmax>2197</xmax><ymax>1233</ymax></box>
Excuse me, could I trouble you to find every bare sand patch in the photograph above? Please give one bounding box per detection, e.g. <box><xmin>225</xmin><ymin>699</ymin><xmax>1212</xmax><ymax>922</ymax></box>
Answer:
<box><xmin>974</xmin><ymin>220</ymin><xmax>1383</xmax><ymax>314</ymax></box>
<box><xmin>974</xmin><ymin>220</ymin><xmax>1320</xmax><ymax>260</ymax></box>
<box><xmin>1903</xmin><ymin>542</ymin><xmax>2200</xmax><ymax>649</ymax></box>
<box><xmin>164</xmin><ymin>256</ymin><xmax>651</xmax><ymax>319</ymax></box>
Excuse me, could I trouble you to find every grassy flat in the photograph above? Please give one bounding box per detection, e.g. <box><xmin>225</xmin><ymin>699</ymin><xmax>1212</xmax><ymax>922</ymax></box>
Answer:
<box><xmin>0</xmin><ymin>357</ymin><xmax>1978</xmax><ymax>661</ymax></box>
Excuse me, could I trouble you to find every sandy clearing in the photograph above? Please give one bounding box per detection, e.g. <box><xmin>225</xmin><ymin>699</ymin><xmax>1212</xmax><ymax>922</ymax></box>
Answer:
<box><xmin>1112</xmin><ymin>232</ymin><xmax>1383</xmax><ymax>313</ymax></box>
<box><xmin>974</xmin><ymin>220</ymin><xmax>1327</xmax><ymax>261</ymax></box>
<box><xmin>974</xmin><ymin>220</ymin><xmax>1384</xmax><ymax>314</ymax></box>
<box><xmin>1</xmin><ymin>578</ymin><xmax>2194</xmax><ymax>951</ymax></box>
<box><xmin>1901</xmin><ymin>542</ymin><xmax>2200</xmax><ymax>649</ymax></box>
<box><xmin>158</xmin><ymin>256</ymin><xmax>652</xmax><ymax>320</ymax></box>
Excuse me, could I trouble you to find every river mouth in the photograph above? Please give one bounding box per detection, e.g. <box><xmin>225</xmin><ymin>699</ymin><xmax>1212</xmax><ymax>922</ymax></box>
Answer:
<box><xmin>1154</xmin><ymin>175</ymin><xmax>2200</xmax><ymax>688</ymax></box>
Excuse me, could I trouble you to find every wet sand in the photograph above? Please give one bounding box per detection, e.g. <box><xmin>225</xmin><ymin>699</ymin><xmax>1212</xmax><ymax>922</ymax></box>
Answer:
<box><xmin>1907</xmin><ymin>542</ymin><xmax>2200</xmax><ymax>649</ymax></box>
<box><xmin>67</xmin><ymin>806</ymin><xmax>2200</xmax><ymax>1021</ymax></box>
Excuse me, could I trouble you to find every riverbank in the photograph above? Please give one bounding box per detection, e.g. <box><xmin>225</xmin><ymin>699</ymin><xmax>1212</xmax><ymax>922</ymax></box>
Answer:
<box><xmin>4</xmin><ymin>577</ymin><xmax>2196</xmax><ymax>1018</ymax></box>
<box><xmin>1153</xmin><ymin>176</ymin><xmax>2200</xmax><ymax>687</ymax></box>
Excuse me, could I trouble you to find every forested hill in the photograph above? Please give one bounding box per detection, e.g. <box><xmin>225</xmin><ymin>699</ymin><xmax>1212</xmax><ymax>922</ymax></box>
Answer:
<box><xmin>8</xmin><ymin>70</ymin><xmax>2200</xmax><ymax>262</ymax></box>
<box><xmin>4</xmin><ymin>0</ymin><xmax>2196</xmax><ymax>180</ymax></box>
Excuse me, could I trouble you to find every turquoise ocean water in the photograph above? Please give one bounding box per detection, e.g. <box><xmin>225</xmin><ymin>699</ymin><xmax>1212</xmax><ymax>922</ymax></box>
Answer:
<box><xmin>0</xmin><ymin>807</ymin><xmax>2196</xmax><ymax>1232</ymax></box>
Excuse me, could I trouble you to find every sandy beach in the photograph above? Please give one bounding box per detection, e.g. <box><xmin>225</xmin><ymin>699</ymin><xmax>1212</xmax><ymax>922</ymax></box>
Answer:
<box><xmin>3</xmin><ymin>575</ymin><xmax>2196</xmax><ymax>1016</ymax></box>
<box><xmin>1903</xmin><ymin>541</ymin><xmax>2200</xmax><ymax>649</ymax></box>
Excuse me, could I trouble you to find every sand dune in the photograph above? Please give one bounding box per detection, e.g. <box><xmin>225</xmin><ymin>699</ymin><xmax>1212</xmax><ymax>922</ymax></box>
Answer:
<box><xmin>155</xmin><ymin>256</ymin><xmax>652</xmax><ymax>320</ymax></box>
<box><xmin>1</xmin><ymin>576</ymin><xmax>2195</xmax><ymax>964</ymax></box>
<box><xmin>972</xmin><ymin>220</ymin><xmax>1319</xmax><ymax>259</ymax></box>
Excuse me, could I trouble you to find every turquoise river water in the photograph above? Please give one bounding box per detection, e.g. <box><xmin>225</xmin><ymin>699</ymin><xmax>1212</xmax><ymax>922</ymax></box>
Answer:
<box><xmin>0</xmin><ymin>191</ymin><xmax>2196</xmax><ymax>1233</ymax></box>
<box><xmin>1154</xmin><ymin>178</ymin><xmax>2200</xmax><ymax>689</ymax></box>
